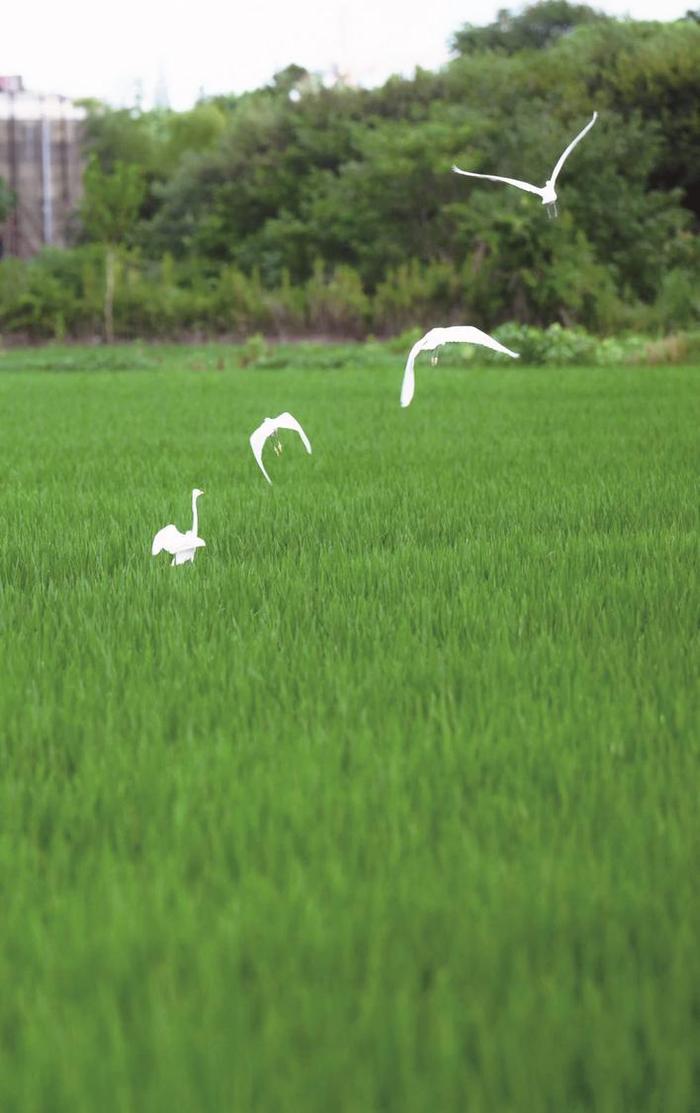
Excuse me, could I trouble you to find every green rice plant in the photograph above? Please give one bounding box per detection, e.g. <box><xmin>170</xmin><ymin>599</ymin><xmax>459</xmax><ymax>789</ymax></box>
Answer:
<box><xmin>0</xmin><ymin>346</ymin><xmax>698</xmax><ymax>1112</ymax></box>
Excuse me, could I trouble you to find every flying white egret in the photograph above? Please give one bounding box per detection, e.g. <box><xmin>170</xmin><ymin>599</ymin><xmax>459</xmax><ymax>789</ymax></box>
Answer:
<box><xmin>250</xmin><ymin>412</ymin><xmax>312</xmax><ymax>484</ymax></box>
<box><xmin>452</xmin><ymin>111</ymin><xmax>598</xmax><ymax>216</ymax></box>
<box><xmin>400</xmin><ymin>326</ymin><xmax>519</xmax><ymax>408</ymax></box>
<box><xmin>151</xmin><ymin>488</ymin><xmax>205</xmax><ymax>566</ymax></box>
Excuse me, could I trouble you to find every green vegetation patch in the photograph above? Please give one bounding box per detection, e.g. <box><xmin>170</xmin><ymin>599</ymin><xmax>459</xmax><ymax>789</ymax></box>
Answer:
<box><xmin>0</xmin><ymin>349</ymin><xmax>698</xmax><ymax>1111</ymax></box>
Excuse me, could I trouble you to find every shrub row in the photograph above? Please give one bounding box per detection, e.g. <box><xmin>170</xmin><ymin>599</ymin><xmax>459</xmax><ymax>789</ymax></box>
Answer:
<box><xmin>1</xmin><ymin>247</ymin><xmax>698</xmax><ymax>344</ymax></box>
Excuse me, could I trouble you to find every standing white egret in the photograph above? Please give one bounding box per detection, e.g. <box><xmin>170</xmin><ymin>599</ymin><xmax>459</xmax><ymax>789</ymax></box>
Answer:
<box><xmin>452</xmin><ymin>111</ymin><xmax>598</xmax><ymax>216</ymax></box>
<box><xmin>250</xmin><ymin>412</ymin><xmax>312</xmax><ymax>484</ymax></box>
<box><xmin>400</xmin><ymin>326</ymin><xmax>519</xmax><ymax>408</ymax></box>
<box><xmin>151</xmin><ymin>488</ymin><xmax>205</xmax><ymax>566</ymax></box>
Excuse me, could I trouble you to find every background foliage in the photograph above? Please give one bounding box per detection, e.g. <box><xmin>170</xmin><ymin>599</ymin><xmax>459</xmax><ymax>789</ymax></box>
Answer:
<box><xmin>1</xmin><ymin>2</ymin><xmax>699</xmax><ymax>340</ymax></box>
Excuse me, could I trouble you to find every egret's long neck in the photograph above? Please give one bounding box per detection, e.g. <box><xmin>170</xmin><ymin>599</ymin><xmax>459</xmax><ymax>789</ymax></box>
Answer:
<box><xmin>191</xmin><ymin>493</ymin><xmax>199</xmax><ymax>536</ymax></box>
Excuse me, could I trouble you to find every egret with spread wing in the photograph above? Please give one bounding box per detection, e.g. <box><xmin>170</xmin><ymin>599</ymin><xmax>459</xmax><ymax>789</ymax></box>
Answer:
<box><xmin>452</xmin><ymin>111</ymin><xmax>597</xmax><ymax>216</ymax></box>
<box><xmin>152</xmin><ymin>488</ymin><xmax>205</xmax><ymax>566</ymax></box>
<box><xmin>400</xmin><ymin>326</ymin><xmax>519</xmax><ymax>408</ymax></box>
<box><xmin>250</xmin><ymin>412</ymin><xmax>312</xmax><ymax>484</ymax></box>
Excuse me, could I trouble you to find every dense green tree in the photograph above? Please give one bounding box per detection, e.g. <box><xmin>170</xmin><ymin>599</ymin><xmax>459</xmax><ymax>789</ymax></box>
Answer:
<box><xmin>451</xmin><ymin>1</ymin><xmax>610</xmax><ymax>55</ymax></box>
<box><xmin>269</xmin><ymin>64</ymin><xmax>312</xmax><ymax>96</ymax></box>
<box><xmin>80</xmin><ymin>156</ymin><xmax>145</xmax><ymax>340</ymax></box>
<box><xmin>3</xmin><ymin>3</ymin><xmax>698</xmax><ymax>336</ymax></box>
<box><xmin>86</xmin><ymin>5</ymin><xmax>699</xmax><ymax>320</ymax></box>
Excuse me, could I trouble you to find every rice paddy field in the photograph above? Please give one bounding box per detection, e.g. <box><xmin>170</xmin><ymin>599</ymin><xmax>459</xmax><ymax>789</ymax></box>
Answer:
<box><xmin>0</xmin><ymin>342</ymin><xmax>698</xmax><ymax>1112</ymax></box>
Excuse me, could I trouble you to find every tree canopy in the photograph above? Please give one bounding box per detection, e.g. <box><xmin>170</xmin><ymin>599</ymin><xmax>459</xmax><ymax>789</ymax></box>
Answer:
<box><xmin>3</xmin><ymin>3</ymin><xmax>699</xmax><ymax>337</ymax></box>
<box><xmin>450</xmin><ymin>1</ymin><xmax>610</xmax><ymax>55</ymax></box>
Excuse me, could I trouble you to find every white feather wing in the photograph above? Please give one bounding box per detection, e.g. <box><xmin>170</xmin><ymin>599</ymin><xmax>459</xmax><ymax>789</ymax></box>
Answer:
<box><xmin>549</xmin><ymin>111</ymin><xmax>598</xmax><ymax>187</ymax></box>
<box><xmin>274</xmin><ymin>412</ymin><xmax>312</xmax><ymax>454</ymax></box>
<box><xmin>400</xmin><ymin>333</ymin><xmax>436</xmax><ymax>407</ymax></box>
<box><xmin>250</xmin><ymin>412</ymin><xmax>312</xmax><ymax>484</ymax></box>
<box><xmin>152</xmin><ymin>524</ymin><xmax>187</xmax><ymax>556</ymax></box>
<box><xmin>441</xmin><ymin>326</ymin><xmax>520</xmax><ymax>359</ymax></box>
<box><xmin>250</xmin><ymin>422</ymin><xmax>273</xmax><ymax>484</ymax></box>
<box><xmin>400</xmin><ymin>325</ymin><xmax>519</xmax><ymax>406</ymax></box>
<box><xmin>452</xmin><ymin>166</ymin><xmax>545</xmax><ymax>197</ymax></box>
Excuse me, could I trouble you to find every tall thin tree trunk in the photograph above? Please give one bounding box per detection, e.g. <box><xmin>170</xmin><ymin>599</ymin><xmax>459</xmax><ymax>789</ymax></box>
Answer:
<box><xmin>104</xmin><ymin>245</ymin><xmax>116</xmax><ymax>343</ymax></box>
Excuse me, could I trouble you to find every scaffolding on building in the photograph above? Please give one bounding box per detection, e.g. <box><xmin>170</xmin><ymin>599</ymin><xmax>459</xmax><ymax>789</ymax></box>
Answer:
<box><xmin>0</xmin><ymin>76</ymin><xmax>86</xmax><ymax>259</ymax></box>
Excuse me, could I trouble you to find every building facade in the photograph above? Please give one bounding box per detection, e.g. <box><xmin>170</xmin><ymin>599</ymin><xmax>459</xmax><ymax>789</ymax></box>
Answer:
<box><xmin>0</xmin><ymin>76</ymin><xmax>86</xmax><ymax>259</ymax></box>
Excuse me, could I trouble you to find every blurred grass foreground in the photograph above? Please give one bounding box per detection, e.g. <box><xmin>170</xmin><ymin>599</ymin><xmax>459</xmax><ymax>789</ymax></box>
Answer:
<box><xmin>0</xmin><ymin>343</ymin><xmax>698</xmax><ymax>1110</ymax></box>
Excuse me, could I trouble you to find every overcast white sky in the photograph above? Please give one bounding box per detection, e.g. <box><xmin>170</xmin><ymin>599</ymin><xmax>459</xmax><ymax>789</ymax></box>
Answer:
<box><xmin>3</xmin><ymin>0</ymin><xmax>690</xmax><ymax>110</ymax></box>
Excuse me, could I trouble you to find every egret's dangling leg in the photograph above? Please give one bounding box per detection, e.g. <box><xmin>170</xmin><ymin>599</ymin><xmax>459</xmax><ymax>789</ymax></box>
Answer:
<box><xmin>546</xmin><ymin>200</ymin><xmax>559</xmax><ymax>219</ymax></box>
